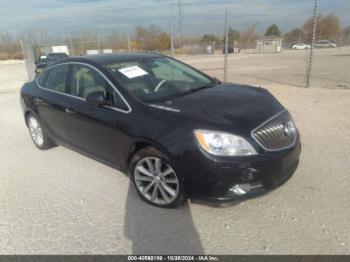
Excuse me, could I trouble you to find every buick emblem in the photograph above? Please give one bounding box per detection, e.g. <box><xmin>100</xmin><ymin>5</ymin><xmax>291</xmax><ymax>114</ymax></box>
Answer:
<box><xmin>284</xmin><ymin>121</ymin><xmax>296</xmax><ymax>137</ymax></box>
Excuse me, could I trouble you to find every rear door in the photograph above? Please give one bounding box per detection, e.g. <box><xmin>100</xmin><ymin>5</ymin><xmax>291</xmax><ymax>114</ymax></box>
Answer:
<box><xmin>36</xmin><ymin>64</ymin><xmax>74</xmax><ymax>143</ymax></box>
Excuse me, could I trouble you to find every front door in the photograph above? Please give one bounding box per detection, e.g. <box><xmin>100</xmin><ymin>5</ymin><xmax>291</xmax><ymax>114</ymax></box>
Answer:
<box><xmin>63</xmin><ymin>63</ymin><xmax>131</xmax><ymax>166</ymax></box>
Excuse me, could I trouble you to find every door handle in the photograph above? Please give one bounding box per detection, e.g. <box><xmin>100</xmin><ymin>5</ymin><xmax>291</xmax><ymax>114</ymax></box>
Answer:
<box><xmin>65</xmin><ymin>108</ymin><xmax>75</xmax><ymax>115</ymax></box>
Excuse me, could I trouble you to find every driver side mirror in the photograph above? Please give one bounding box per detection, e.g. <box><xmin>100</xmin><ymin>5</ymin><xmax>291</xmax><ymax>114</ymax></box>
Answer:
<box><xmin>86</xmin><ymin>91</ymin><xmax>109</xmax><ymax>106</ymax></box>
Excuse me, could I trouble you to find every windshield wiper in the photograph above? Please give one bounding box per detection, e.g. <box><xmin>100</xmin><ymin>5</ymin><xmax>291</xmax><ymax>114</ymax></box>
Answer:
<box><xmin>148</xmin><ymin>83</ymin><xmax>215</xmax><ymax>103</ymax></box>
<box><xmin>171</xmin><ymin>84</ymin><xmax>214</xmax><ymax>99</ymax></box>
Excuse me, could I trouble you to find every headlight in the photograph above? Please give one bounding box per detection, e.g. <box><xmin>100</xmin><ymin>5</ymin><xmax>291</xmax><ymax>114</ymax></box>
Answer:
<box><xmin>194</xmin><ymin>129</ymin><xmax>257</xmax><ymax>156</ymax></box>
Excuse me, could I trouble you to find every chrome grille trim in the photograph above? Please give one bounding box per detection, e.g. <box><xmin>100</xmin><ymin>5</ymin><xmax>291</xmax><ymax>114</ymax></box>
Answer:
<box><xmin>251</xmin><ymin>110</ymin><xmax>297</xmax><ymax>152</ymax></box>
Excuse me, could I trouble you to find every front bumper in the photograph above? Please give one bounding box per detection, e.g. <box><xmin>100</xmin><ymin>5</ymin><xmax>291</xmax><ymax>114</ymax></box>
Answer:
<box><xmin>180</xmin><ymin>137</ymin><xmax>301</xmax><ymax>203</ymax></box>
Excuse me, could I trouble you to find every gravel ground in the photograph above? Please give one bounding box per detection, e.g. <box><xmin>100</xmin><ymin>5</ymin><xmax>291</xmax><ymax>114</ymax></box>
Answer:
<box><xmin>0</xmin><ymin>49</ymin><xmax>349</xmax><ymax>254</ymax></box>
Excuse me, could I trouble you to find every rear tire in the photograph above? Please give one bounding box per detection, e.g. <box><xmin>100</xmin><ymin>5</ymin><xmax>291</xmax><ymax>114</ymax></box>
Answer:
<box><xmin>129</xmin><ymin>147</ymin><xmax>187</xmax><ymax>208</ymax></box>
<box><xmin>27</xmin><ymin>114</ymin><xmax>55</xmax><ymax>150</ymax></box>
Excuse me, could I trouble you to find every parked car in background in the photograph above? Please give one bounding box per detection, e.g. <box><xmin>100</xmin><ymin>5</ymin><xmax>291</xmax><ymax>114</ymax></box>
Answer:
<box><xmin>292</xmin><ymin>43</ymin><xmax>310</xmax><ymax>50</ymax></box>
<box><xmin>315</xmin><ymin>40</ymin><xmax>336</xmax><ymax>48</ymax></box>
<box><xmin>21</xmin><ymin>53</ymin><xmax>301</xmax><ymax>208</ymax></box>
<box><xmin>35</xmin><ymin>52</ymin><xmax>69</xmax><ymax>75</ymax></box>
<box><xmin>222</xmin><ymin>45</ymin><xmax>234</xmax><ymax>54</ymax></box>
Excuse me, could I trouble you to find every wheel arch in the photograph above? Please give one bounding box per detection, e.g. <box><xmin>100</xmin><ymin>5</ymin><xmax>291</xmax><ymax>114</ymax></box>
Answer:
<box><xmin>24</xmin><ymin>109</ymin><xmax>39</xmax><ymax>127</ymax></box>
<box><xmin>126</xmin><ymin>138</ymin><xmax>173</xmax><ymax>172</ymax></box>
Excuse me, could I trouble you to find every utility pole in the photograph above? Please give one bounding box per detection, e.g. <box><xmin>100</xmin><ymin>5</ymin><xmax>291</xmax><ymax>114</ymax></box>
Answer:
<box><xmin>126</xmin><ymin>25</ymin><xmax>131</xmax><ymax>53</ymax></box>
<box><xmin>224</xmin><ymin>9</ymin><xmax>229</xmax><ymax>82</ymax></box>
<box><xmin>172</xmin><ymin>0</ymin><xmax>184</xmax><ymax>47</ymax></box>
<box><xmin>306</xmin><ymin>0</ymin><xmax>318</xmax><ymax>88</ymax></box>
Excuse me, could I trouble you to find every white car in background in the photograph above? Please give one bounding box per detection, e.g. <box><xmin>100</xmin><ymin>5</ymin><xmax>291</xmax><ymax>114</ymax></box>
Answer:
<box><xmin>292</xmin><ymin>43</ymin><xmax>310</xmax><ymax>50</ymax></box>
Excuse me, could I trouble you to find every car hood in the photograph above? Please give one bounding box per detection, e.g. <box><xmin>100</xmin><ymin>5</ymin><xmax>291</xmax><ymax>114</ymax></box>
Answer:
<box><xmin>151</xmin><ymin>83</ymin><xmax>285</xmax><ymax>135</ymax></box>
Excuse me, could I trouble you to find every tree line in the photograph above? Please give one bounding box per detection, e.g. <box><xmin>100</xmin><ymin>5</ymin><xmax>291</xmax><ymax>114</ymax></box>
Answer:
<box><xmin>0</xmin><ymin>13</ymin><xmax>350</xmax><ymax>60</ymax></box>
<box><xmin>200</xmin><ymin>14</ymin><xmax>349</xmax><ymax>49</ymax></box>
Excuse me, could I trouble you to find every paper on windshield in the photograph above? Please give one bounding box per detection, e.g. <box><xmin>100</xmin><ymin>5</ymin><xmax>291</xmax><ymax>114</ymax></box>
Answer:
<box><xmin>118</xmin><ymin>65</ymin><xmax>148</xmax><ymax>79</ymax></box>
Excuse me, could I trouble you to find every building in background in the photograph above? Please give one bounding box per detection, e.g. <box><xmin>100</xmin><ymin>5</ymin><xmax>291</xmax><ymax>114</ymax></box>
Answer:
<box><xmin>255</xmin><ymin>36</ymin><xmax>283</xmax><ymax>53</ymax></box>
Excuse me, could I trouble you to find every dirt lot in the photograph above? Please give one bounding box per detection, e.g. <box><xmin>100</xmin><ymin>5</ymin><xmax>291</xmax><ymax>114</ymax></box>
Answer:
<box><xmin>0</xmin><ymin>48</ymin><xmax>349</xmax><ymax>254</ymax></box>
<box><xmin>181</xmin><ymin>47</ymin><xmax>350</xmax><ymax>89</ymax></box>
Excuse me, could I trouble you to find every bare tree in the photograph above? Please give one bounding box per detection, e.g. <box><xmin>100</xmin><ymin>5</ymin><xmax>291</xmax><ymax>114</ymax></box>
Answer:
<box><xmin>240</xmin><ymin>23</ymin><xmax>259</xmax><ymax>49</ymax></box>
<box><xmin>303</xmin><ymin>14</ymin><xmax>341</xmax><ymax>42</ymax></box>
<box><xmin>0</xmin><ymin>32</ymin><xmax>22</xmax><ymax>60</ymax></box>
<box><xmin>134</xmin><ymin>25</ymin><xmax>170</xmax><ymax>51</ymax></box>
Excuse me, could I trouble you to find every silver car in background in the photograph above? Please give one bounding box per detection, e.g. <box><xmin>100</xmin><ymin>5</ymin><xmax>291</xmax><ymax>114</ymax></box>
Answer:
<box><xmin>315</xmin><ymin>40</ymin><xmax>336</xmax><ymax>48</ymax></box>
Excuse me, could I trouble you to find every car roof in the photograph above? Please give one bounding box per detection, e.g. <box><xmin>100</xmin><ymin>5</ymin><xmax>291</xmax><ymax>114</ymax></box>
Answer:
<box><xmin>66</xmin><ymin>52</ymin><xmax>164</xmax><ymax>65</ymax></box>
<box><xmin>47</xmin><ymin>52</ymin><xmax>68</xmax><ymax>56</ymax></box>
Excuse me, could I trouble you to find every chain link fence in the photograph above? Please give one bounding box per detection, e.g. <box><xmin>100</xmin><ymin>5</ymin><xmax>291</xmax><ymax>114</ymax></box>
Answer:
<box><xmin>17</xmin><ymin>1</ymin><xmax>350</xmax><ymax>89</ymax></box>
<box><xmin>19</xmin><ymin>41</ymin><xmax>36</xmax><ymax>81</ymax></box>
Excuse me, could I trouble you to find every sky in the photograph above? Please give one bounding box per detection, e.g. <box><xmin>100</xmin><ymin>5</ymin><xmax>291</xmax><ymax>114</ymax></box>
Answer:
<box><xmin>1</xmin><ymin>0</ymin><xmax>350</xmax><ymax>37</ymax></box>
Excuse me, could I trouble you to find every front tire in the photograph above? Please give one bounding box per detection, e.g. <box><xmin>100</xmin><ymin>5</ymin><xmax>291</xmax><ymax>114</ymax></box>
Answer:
<box><xmin>27</xmin><ymin>114</ymin><xmax>55</xmax><ymax>150</ymax></box>
<box><xmin>129</xmin><ymin>147</ymin><xmax>187</xmax><ymax>208</ymax></box>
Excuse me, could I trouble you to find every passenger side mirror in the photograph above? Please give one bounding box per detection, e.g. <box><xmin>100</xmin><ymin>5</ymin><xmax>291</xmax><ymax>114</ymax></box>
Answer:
<box><xmin>86</xmin><ymin>91</ymin><xmax>109</xmax><ymax>106</ymax></box>
<box><xmin>212</xmin><ymin>77</ymin><xmax>221</xmax><ymax>84</ymax></box>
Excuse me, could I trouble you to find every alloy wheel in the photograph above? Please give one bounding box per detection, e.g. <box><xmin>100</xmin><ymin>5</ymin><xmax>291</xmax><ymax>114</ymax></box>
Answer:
<box><xmin>28</xmin><ymin>116</ymin><xmax>44</xmax><ymax>147</ymax></box>
<box><xmin>134</xmin><ymin>157</ymin><xmax>179</xmax><ymax>205</ymax></box>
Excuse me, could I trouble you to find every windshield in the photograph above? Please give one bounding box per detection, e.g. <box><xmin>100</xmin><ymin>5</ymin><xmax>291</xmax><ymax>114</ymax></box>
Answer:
<box><xmin>103</xmin><ymin>57</ymin><xmax>214</xmax><ymax>103</ymax></box>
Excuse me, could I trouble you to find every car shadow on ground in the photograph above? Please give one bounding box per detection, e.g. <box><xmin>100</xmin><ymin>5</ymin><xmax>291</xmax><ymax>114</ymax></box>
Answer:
<box><xmin>123</xmin><ymin>184</ymin><xmax>204</xmax><ymax>254</ymax></box>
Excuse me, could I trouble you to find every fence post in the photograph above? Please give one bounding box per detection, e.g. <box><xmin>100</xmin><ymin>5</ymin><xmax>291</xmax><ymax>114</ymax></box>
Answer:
<box><xmin>19</xmin><ymin>40</ymin><xmax>29</xmax><ymax>81</ymax></box>
<box><xmin>170</xmin><ymin>22</ymin><xmax>174</xmax><ymax>57</ymax></box>
<box><xmin>97</xmin><ymin>34</ymin><xmax>101</xmax><ymax>53</ymax></box>
<box><xmin>224</xmin><ymin>9</ymin><xmax>228</xmax><ymax>82</ymax></box>
<box><xmin>306</xmin><ymin>0</ymin><xmax>318</xmax><ymax>88</ymax></box>
<box><xmin>69</xmin><ymin>36</ymin><xmax>75</xmax><ymax>56</ymax></box>
<box><xmin>126</xmin><ymin>25</ymin><xmax>131</xmax><ymax>53</ymax></box>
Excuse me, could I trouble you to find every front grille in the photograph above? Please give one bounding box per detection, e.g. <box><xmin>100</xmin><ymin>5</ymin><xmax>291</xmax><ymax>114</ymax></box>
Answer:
<box><xmin>252</xmin><ymin>111</ymin><xmax>297</xmax><ymax>151</ymax></box>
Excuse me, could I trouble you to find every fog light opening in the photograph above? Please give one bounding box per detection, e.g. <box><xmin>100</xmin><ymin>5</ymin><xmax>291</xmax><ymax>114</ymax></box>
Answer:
<box><xmin>230</xmin><ymin>184</ymin><xmax>248</xmax><ymax>195</ymax></box>
<box><xmin>230</xmin><ymin>182</ymin><xmax>264</xmax><ymax>196</ymax></box>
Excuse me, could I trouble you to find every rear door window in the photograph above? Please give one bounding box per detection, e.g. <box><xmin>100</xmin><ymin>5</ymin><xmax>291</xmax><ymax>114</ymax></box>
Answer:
<box><xmin>44</xmin><ymin>64</ymin><xmax>69</xmax><ymax>93</ymax></box>
<box><xmin>37</xmin><ymin>68</ymin><xmax>50</xmax><ymax>87</ymax></box>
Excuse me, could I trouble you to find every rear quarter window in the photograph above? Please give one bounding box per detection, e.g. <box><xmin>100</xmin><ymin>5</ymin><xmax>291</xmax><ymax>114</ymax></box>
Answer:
<box><xmin>37</xmin><ymin>68</ymin><xmax>51</xmax><ymax>87</ymax></box>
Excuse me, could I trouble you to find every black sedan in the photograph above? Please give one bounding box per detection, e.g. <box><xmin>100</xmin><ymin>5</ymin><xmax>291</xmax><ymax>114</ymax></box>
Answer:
<box><xmin>20</xmin><ymin>53</ymin><xmax>301</xmax><ymax>208</ymax></box>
